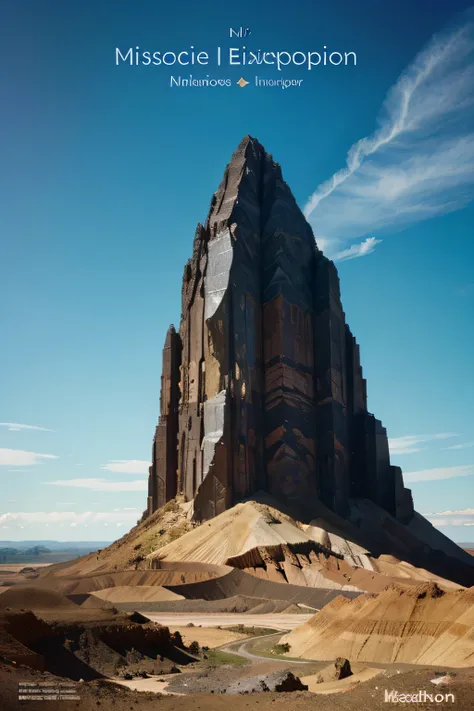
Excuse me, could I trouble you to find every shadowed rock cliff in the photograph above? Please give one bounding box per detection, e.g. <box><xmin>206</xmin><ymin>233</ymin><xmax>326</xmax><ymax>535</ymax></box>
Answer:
<box><xmin>147</xmin><ymin>136</ymin><xmax>413</xmax><ymax>524</ymax></box>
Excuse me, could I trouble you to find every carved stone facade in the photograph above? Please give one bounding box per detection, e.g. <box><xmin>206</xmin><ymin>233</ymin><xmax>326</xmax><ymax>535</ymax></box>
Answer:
<box><xmin>146</xmin><ymin>136</ymin><xmax>414</xmax><ymax>523</ymax></box>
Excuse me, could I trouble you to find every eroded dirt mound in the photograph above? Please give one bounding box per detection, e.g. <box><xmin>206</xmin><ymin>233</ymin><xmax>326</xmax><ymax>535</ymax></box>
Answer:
<box><xmin>32</xmin><ymin>495</ymin><xmax>474</xmax><ymax>603</ymax></box>
<box><xmin>68</xmin><ymin>593</ymin><xmax>117</xmax><ymax>610</ymax></box>
<box><xmin>281</xmin><ymin>583</ymin><xmax>474</xmax><ymax>666</ymax></box>
<box><xmin>0</xmin><ymin>610</ymin><xmax>104</xmax><ymax>680</ymax></box>
<box><xmin>0</xmin><ymin>626</ymin><xmax>46</xmax><ymax>671</ymax></box>
<box><xmin>51</xmin><ymin>566</ymin><xmax>230</xmax><ymax>596</ymax></box>
<box><xmin>49</xmin><ymin>619</ymin><xmax>194</xmax><ymax>676</ymax></box>
<box><xmin>0</xmin><ymin>607</ymin><xmax>195</xmax><ymax>681</ymax></box>
<box><xmin>149</xmin><ymin>498</ymin><xmax>470</xmax><ymax>591</ymax></box>
<box><xmin>0</xmin><ymin>585</ymin><xmax>78</xmax><ymax>611</ymax></box>
<box><xmin>111</xmin><ymin>593</ymin><xmax>314</xmax><ymax>615</ymax></box>
<box><xmin>151</xmin><ymin>500</ymin><xmax>311</xmax><ymax>565</ymax></box>
<box><xmin>164</xmin><ymin>566</ymin><xmax>359</xmax><ymax>608</ymax></box>
<box><xmin>91</xmin><ymin>585</ymin><xmax>184</xmax><ymax>603</ymax></box>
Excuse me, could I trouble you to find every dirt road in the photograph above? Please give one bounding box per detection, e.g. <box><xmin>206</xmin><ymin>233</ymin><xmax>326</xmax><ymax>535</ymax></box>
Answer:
<box><xmin>219</xmin><ymin>631</ymin><xmax>315</xmax><ymax>664</ymax></box>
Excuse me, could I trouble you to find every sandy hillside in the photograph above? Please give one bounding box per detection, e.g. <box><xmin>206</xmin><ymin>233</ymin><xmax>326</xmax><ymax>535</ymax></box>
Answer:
<box><xmin>36</xmin><ymin>498</ymin><xmax>194</xmax><ymax>578</ymax></box>
<box><xmin>47</xmin><ymin>565</ymin><xmax>230</xmax><ymax>595</ymax></box>
<box><xmin>31</xmin><ymin>493</ymin><xmax>474</xmax><ymax>605</ymax></box>
<box><xmin>12</xmin><ymin>557</ymin><xmax>354</xmax><ymax>612</ymax></box>
<box><xmin>150</xmin><ymin>499</ymin><xmax>463</xmax><ymax>593</ymax></box>
<box><xmin>0</xmin><ymin>585</ymin><xmax>79</xmax><ymax>611</ymax></box>
<box><xmin>281</xmin><ymin>582</ymin><xmax>474</xmax><ymax>666</ymax></box>
<box><xmin>92</xmin><ymin>585</ymin><xmax>184</xmax><ymax>603</ymax></box>
<box><xmin>152</xmin><ymin>500</ymin><xmax>312</xmax><ymax>565</ymax></box>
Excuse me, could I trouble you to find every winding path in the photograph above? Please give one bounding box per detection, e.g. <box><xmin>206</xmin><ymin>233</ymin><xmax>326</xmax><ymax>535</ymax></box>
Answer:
<box><xmin>219</xmin><ymin>631</ymin><xmax>315</xmax><ymax>665</ymax></box>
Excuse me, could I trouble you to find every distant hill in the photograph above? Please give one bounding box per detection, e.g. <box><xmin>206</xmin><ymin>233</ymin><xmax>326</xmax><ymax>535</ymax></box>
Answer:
<box><xmin>0</xmin><ymin>541</ymin><xmax>112</xmax><ymax>564</ymax></box>
<box><xmin>0</xmin><ymin>541</ymin><xmax>112</xmax><ymax>550</ymax></box>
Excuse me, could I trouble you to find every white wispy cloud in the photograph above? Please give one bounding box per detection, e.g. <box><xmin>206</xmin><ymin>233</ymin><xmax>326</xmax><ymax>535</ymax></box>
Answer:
<box><xmin>0</xmin><ymin>511</ymin><xmax>139</xmax><ymax>527</ymax></box>
<box><xmin>45</xmin><ymin>478</ymin><xmax>147</xmax><ymax>492</ymax></box>
<box><xmin>442</xmin><ymin>441</ymin><xmax>474</xmax><ymax>450</ymax></box>
<box><xmin>403</xmin><ymin>464</ymin><xmax>474</xmax><ymax>482</ymax></box>
<box><xmin>305</xmin><ymin>10</ymin><xmax>474</xmax><ymax>260</ymax></box>
<box><xmin>331</xmin><ymin>237</ymin><xmax>382</xmax><ymax>262</ymax></box>
<box><xmin>0</xmin><ymin>422</ymin><xmax>54</xmax><ymax>432</ymax></box>
<box><xmin>423</xmin><ymin>508</ymin><xmax>474</xmax><ymax>527</ymax></box>
<box><xmin>101</xmin><ymin>460</ymin><xmax>150</xmax><ymax>475</ymax></box>
<box><xmin>0</xmin><ymin>448</ymin><xmax>58</xmax><ymax>466</ymax></box>
<box><xmin>389</xmin><ymin>433</ymin><xmax>458</xmax><ymax>455</ymax></box>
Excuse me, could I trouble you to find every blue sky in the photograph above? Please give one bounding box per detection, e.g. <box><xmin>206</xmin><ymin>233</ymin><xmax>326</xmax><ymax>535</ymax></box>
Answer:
<box><xmin>1</xmin><ymin>0</ymin><xmax>473</xmax><ymax>542</ymax></box>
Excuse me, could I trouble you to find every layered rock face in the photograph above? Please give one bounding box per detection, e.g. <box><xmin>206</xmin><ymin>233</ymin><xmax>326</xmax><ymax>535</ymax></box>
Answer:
<box><xmin>147</xmin><ymin>325</ymin><xmax>181</xmax><ymax>514</ymax></box>
<box><xmin>147</xmin><ymin>136</ymin><xmax>414</xmax><ymax>523</ymax></box>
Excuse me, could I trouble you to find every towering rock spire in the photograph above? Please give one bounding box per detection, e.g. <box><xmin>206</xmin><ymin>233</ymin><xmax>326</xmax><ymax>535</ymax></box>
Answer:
<box><xmin>147</xmin><ymin>324</ymin><xmax>181</xmax><ymax>515</ymax></box>
<box><xmin>146</xmin><ymin>136</ymin><xmax>414</xmax><ymax>524</ymax></box>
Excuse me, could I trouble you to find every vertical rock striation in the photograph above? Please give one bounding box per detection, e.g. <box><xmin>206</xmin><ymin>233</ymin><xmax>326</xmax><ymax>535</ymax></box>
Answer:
<box><xmin>146</xmin><ymin>136</ymin><xmax>414</xmax><ymax>524</ymax></box>
<box><xmin>147</xmin><ymin>325</ymin><xmax>181</xmax><ymax>514</ymax></box>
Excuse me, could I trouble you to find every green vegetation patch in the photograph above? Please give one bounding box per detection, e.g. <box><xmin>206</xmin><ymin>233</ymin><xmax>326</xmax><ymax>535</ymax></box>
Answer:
<box><xmin>223</xmin><ymin>625</ymin><xmax>280</xmax><ymax>636</ymax></box>
<box><xmin>205</xmin><ymin>649</ymin><xmax>248</xmax><ymax>667</ymax></box>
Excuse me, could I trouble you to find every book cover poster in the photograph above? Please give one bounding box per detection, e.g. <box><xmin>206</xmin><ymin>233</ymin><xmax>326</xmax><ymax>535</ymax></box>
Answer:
<box><xmin>1</xmin><ymin>1</ymin><xmax>474</xmax><ymax>708</ymax></box>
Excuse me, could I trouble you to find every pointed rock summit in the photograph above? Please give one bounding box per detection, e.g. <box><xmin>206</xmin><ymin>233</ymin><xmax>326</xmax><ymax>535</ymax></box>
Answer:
<box><xmin>146</xmin><ymin>136</ymin><xmax>414</xmax><ymax>524</ymax></box>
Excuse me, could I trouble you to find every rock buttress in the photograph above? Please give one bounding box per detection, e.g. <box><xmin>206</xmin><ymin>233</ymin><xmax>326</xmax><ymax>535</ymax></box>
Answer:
<box><xmin>193</xmin><ymin>137</ymin><xmax>267</xmax><ymax>519</ymax></box>
<box><xmin>147</xmin><ymin>135</ymin><xmax>414</xmax><ymax>525</ymax></box>
<box><xmin>312</xmin><ymin>257</ymin><xmax>352</xmax><ymax>516</ymax></box>
<box><xmin>147</xmin><ymin>325</ymin><xmax>181</xmax><ymax>512</ymax></box>
<box><xmin>260</xmin><ymin>150</ymin><xmax>320</xmax><ymax>509</ymax></box>
<box><xmin>177</xmin><ymin>224</ymin><xmax>208</xmax><ymax>504</ymax></box>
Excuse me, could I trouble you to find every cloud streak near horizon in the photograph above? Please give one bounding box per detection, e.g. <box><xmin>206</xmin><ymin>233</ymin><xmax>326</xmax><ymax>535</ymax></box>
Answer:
<box><xmin>423</xmin><ymin>508</ymin><xmax>474</xmax><ymax>528</ymax></box>
<box><xmin>388</xmin><ymin>432</ymin><xmax>459</xmax><ymax>456</ymax></box>
<box><xmin>0</xmin><ymin>423</ymin><xmax>54</xmax><ymax>432</ymax></box>
<box><xmin>305</xmin><ymin>10</ymin><xmax>474</xmax><ymax>260</ymax></box>
<box><xmin>0</xmin><ymin>510</ymin><xmax>139</xmax><ymax>529</ymax></box>
<box><xmin>403</xmin><ymin>464</ymin><xmax>474</xmax><ymax>482</ymax></box>
<box><xmin>101</xmin><ymin>460</ymin><xmax>150</xmax><ymax>475</ymax></box>
<box><xmin>0</xmin><ymin>448</ymin><xmax>58</xmax><ymax>466</ymax></box>
<box><xmin>45</xmin><ymin>478</ymin><xmax>147</xmax><ymax>492</ymax></box>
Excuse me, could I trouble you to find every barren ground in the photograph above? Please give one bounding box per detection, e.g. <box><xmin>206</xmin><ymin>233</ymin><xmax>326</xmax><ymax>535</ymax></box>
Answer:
<box><xmin>145</xmin><ymin>612</ymin><xmax>313</xmax><ymax>631</ymax></box>
<box><xmin>164</xmin><ymin>625</ymin><xmax>250</xmax><ymax>647</ymax></box>
<box><xmin>2</xmin><ymin>659</ymin><xmax>473</xmax><ymax>710</ymax></box>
